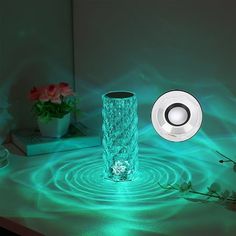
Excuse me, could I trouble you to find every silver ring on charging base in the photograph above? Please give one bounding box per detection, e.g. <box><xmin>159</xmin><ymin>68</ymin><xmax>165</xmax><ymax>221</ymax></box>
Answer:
<box><xmin>151</xmin><ymin>90</ymin><xmax>202</xmax><ymax>142</ymax></box>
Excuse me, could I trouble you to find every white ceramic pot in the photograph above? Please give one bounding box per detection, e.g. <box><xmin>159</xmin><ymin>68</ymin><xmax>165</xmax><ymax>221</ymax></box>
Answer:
<box><xmin>38</xmin><ymin>113</ymin><xmax>71</xmax><ymax>138</ymax></box>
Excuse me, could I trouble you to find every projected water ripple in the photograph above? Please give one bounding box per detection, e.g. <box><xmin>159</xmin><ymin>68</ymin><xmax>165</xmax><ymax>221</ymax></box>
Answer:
<box><xmin>12</xmin><ymin>146</ymin><xmax>211</xmax><ymax>214</ymax></box>
<box><xmin>51</xmin><ymin>156</ymin><xmax>188</xmax><ymax>203</ymax></box>
<box><xmin>9</xmin><ymin>144</ymin><xmax>215</xmax><ymax>235</ymax></box>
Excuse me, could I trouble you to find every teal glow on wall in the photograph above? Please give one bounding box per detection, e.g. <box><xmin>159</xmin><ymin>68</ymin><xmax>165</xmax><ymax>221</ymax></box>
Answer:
<box><xmin>74</xmin><ymin>0</ymin><xmax>236</xmax><ymax>135</ymax></box>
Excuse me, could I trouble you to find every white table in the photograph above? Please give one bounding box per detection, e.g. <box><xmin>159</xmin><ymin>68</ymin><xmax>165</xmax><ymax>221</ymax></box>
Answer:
<box><xmin>1</xmin><ymin>132</ymin><xmax>236</xmax><ymax>236</ymax></box>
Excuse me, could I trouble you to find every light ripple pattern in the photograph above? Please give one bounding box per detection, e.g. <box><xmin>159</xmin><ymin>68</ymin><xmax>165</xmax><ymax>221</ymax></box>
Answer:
<box><xmin>9</xmin><ymin>143</ymin><xmax>217</xmax><ymax>235</ymax></box>
<box><xmin>24</xmin><ymin>146</ymin><xmax>203</xmax><ymax>213</ymax></box>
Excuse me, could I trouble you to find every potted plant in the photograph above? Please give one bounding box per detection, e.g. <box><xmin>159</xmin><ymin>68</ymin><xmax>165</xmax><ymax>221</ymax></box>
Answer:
<box><xmin>29</xmin><ymin>82</ymin><xmax>78</xmax><ymax>138</ymax></box>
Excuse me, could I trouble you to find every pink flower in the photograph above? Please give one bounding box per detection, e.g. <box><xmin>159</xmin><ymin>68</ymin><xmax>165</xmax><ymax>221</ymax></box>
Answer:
<box><xmin>39</xmin><ymin>87</ymin><xmax>50</xmax><ymax>102</ymax></box>
<box><xmin>39</xmin><ymin>85</ymin><xmax>61</xmax><ymax>104</ymax></box>
<box><xmin>47</xmin><ymin>84</ymin><xmax>57</xmax><ymax>97</ymax></box>
<box><xmin>59</xmin><ymin>82</ymin><xmax>74</xmax><ymax>97</ymax></box>
<box><xmin>29</xmin><ymin>82</ymin><xmax>74</xmax><ymax>104</ymax></box>
<box><xmin>50</xmin><ymin>90</ymin><xmax>61</xmax><ymax>104</ymax></box>
<box><xmin>29</xmin><ymin>87</ymin><xmax>41</xmax><ymax>100</ymax></box>
<box><xmin>47</xmin><ymin>84</ymin><xmax>62</xmax><ymax>104</ymax></box>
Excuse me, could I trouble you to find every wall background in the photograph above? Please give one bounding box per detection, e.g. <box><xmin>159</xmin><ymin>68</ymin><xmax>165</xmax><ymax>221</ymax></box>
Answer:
<box><xmin>1</xmin><ymin>1</ymin><xmax>236</xmax><ymax>144</ymax></box>
<box><xmin>73</xmin><ymin>0</ymin><xmax>236</xmax><ymax>142</ymax></box>
<box><xmin>0</xmin><ymin>0</ymin><xmax>74</xmax><ymax>143</ymax></box>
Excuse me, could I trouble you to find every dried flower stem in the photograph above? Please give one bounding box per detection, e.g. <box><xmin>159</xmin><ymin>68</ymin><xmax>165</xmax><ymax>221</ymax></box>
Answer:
<box><xmin>216</xmin><ymin>151</ymin><xmax>236</xmax><ymax>164</ymax></box>
<box><xmin>158</xmin><ymin>182</ymin><xmax>236</xmax><ymax>202</ymax></box>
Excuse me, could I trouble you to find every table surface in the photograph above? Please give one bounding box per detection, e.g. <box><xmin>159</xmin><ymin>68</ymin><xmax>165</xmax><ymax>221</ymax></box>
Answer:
<box><xmin>0</xmin><ymin>129</ymin><xmax>236</xmax><ymax>236</ymax></box>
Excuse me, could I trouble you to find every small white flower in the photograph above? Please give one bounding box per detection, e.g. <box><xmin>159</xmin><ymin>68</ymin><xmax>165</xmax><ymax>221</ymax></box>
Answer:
<box><xmin>111</xmin><ymin>161</ymin><xmax>128</xmax><ymax>175</ymax></box>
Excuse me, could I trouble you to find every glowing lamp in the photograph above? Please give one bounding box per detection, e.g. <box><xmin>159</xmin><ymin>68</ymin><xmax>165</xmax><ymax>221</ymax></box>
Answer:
<box><xmin>102</xmin><ymin>91</ymin><xmax>138</xmax><ymax>181</ymax></box>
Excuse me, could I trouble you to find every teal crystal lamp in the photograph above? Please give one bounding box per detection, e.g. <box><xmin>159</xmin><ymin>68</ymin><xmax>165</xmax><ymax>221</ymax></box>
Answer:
<box><xmin>102</xmin><ymin>91</ymin><xmax>138</xmax><ymax>181</ymax></box>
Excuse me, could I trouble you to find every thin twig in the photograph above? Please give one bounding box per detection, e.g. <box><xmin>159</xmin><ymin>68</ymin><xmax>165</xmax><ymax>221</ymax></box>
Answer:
<box><xmin>216</xmin><ymin>151</ymin><xmax>236</xmax><ymax>164</ymax></box>
<box><xmin>158</xmin><ymin>182</ymin><xmax>236</xmax><ymax>202</ymax></box>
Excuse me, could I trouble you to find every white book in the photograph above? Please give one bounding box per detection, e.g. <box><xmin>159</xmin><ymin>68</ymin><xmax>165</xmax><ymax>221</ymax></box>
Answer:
<box><xmin>11</xmin><ymin>124</ymin><xmax>101</xmax><ymax>156</ymax></box>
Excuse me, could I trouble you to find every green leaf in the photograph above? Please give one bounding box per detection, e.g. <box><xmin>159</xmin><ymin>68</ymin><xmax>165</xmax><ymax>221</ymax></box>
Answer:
<box><xmin>230</xmin><ymin>191</ymin><xmax>236</xmax><ymax>200</ymax></box>
<box><xmin>233</xmin><ymin>164</ymin><xmax>236</xmax><ymax>172</ymax></box>
<box><xmin>179</xmin><ymin>181</ymin><xmax>192</xmax><ymax>192</ymax></box>
<box><xmin>221</xmin><ymin>190</ymin><xmax>230</xmax><ymax>200</ymax></box>
<box><xmin>31</xmin><ymin>98</ymin><xmax>79</xmax><ymax>120</ymax></box>
<box><xmin>208</xmin><ymin>183</ymin><xmax>221</xmax><ymax>193</ymax></box>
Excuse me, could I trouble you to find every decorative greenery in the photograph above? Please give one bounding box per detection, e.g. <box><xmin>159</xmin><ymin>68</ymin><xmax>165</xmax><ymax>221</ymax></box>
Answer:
<box><xmin>216</xmin><ymin>151</ymin><xmax>236</xmax><ymax>172</ymax></box>
<box><xmin>29</xmin><ymin>83</ymin><xmax>79</xmax><ymax>122</ymax></box>
<box><xmin>32</xmin><ymin>99</ymin><xmax>76</xmax><ymax>121</ymax></box>
<box><xmin>158</xmin><ymin>181</ymin><xmax>236</xmax><ymax>203</ymax></box>
<box><xmin>158</xmin><ymin>151</ymin><xmax>236</xmax><ymax>205</ymax></box>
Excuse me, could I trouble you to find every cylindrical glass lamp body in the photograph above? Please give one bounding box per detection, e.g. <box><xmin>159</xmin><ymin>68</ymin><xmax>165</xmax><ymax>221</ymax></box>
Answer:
<box><xmin>102</xmin><ymin>91</ymin><xmax>138</xmax><ymax>182</ymax></box>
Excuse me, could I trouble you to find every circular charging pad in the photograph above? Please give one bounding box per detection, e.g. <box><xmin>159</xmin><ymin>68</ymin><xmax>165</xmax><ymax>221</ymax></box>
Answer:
<box><xmin>151</xmin><ymin>90</ymin><xmax>202</xmax><ymax>142</ymax></box>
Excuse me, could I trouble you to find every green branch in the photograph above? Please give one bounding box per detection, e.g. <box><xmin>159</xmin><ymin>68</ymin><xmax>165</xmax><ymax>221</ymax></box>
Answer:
<box><xmin>216</xmin><ymin>151</ymin><xmax>236</xmax><ymax>165</ymax></box>
<box><xmin>158</xmin><ymin>182</ymin><xmax>236</xmax><ymax>203</ymax></box>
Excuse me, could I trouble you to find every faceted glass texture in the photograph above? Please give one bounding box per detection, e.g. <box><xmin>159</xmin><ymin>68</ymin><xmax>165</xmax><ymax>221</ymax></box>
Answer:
<box><xmin>102</xmin><ymin>91</ymin><xmax>138</xmax><ymax>181</ymax></box>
